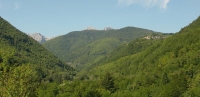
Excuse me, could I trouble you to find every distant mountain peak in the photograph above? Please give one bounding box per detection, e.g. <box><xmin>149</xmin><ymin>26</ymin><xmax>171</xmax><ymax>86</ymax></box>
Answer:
<box><xmin>104</xmin><ymin>27</ymin><xmax>114</xmax><ymax>31</ymax></box>
<box><xmin>84</xmin><ymin>26</ymin><xmax>97</xmax><ymax>30</ymax></box>
<box><xmin>84</xmin><ymin>26</ymin><xmax>115</xmax><ymax>31</ymax></box>
<box><xmin>28</xmin><ymin>33</ymin><xmax>62</xmax><ymax>43</ymax></box>
<box><xmin>28</xmin><ymin>33</ymin><xmax>46</xmax><ymax>43</ymax></box>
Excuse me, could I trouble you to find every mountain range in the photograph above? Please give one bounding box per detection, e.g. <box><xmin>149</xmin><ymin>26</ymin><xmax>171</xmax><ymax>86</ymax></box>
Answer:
<box><xmin>42</xmin><ymin>27</ymin><xmax>161</xmax><ymax>69</ymax></box>
<box><xmin>42</xmin><ymin>16</ymin><xmax>200</xmax><ymax>96</ymax></box>
<box><xmin>1</xmin><ymin>15</ymin><xmax>200</xmax><ymax>97</ymax></box>
<box><xmin>28</xmin><ymin>26</ymin><xmax>114</xmax><ymax>43</ymax></box>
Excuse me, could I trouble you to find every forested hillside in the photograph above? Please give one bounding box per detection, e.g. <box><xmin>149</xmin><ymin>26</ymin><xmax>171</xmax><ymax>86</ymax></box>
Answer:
<box><xmin>43</xmin><ymin>27</ymin><xmax>160</xmax><ymax>69</ymax></box>
<box><xmin>1</xmin><ymin>15</ymin><xmax>200</xmax><ymax>97</ymax></box>
<box><xmin>90</xmin><ymin>33</ymin><xmax>172</xmax><ymax>69</ymax></box>
<box><xmin>86</xmin><ymin>16</ymin><xmax>200</xmax><ymax>96</ymax></box>
<box><xmin>0</xmin><ymin>16</ymin><xmax>74</xmax><ymax>96</ymax></box>
<box><xmin>36</xmin><ymin>16</ymin><xmax>200</xmax><ymax>97</ymax></box>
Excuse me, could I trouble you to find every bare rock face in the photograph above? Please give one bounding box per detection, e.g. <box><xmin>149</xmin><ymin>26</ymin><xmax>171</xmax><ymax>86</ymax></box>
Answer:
<box><xmin>28</xmin><ymin>33</ymin><xmax>46</xmax><ymax>43</ymax></box>
<box><xmin>28</xmin><ymin>33</ymin><xmax>60</xmax><ymax>43</ymax></box>
<box><xmin>85</xmin><ymin>26</ymin><xmax>97</xmax><ymax>30</ymax></box>
<box><xmin>104</xmin><ymin>27</ymin><xmax>114</xmax><ymax>31</ymax></box>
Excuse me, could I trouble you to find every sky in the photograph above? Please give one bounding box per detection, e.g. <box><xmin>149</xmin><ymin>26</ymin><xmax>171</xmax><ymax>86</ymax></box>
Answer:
<box><xmin>0</xmin><ymin>0</ymin><xmax>200</xmax><ymax>37</ymax></box>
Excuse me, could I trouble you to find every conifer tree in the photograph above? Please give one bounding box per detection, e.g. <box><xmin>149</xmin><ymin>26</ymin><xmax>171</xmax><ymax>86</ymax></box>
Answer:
<box><xmin>101</xmin><ymin>72</ymin><xmax>116</xmax><ymax>93</ymax></box>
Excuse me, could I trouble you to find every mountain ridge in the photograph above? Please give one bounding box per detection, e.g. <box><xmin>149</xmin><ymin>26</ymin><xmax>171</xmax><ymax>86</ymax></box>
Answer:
<box><xmin>37</xmin><ymin>16</ymin><xmax>200</xmax><ymax>96</ymax></box>
<box><xmin>43</xmin><ymin>26</ymin><xmax>162</xmax><ymax>69</ymax></box>
<box><xmin>85</xmin><ymin>16</ymin><xmax>200</xmax><ymax>96</ymax></box>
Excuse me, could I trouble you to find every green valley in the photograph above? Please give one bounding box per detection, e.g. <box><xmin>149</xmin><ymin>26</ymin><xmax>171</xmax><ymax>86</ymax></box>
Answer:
<box><xmin>1</xmin><ymin>15</ymin><xmax>200</xmax><ymax>97</ymax></box>
<box><xmin>41</xmin><ymin>16</ymin><xmax>200</xmax><ymax>96</ymax></box>
<box><xmin>43</xmin><ymin>27</ymin><xmax>161</xmax><ymax>69</ymax></box>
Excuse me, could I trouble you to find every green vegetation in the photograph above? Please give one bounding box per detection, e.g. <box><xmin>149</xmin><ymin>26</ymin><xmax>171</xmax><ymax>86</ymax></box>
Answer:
<box><xmin>39</xmin><ymin>16</ymin><xmax>200</xmax><ymax>96</ymax></box>
<box><xmin>0</xmin><ymin>16</ymin><xmax>74</xmax><ymax>84</ymax></box>
<box><xmin>86</xmin><ymin>16</ymin><xmax>200</xmax><ymax>96</ymax></box>
<box><xmin>0</xmin><ymin>51</ymin><xmax>39</xmax><ymax>96</ymax></box>
<box><xmin>43</xmin><ymin>27</ymin><xmax>161</xmax><ymax>69</ymax></box>
<box><xmin>1</xmin><ymin>15</ymin><xmax>200</xmax><ymax>97</ymax></box>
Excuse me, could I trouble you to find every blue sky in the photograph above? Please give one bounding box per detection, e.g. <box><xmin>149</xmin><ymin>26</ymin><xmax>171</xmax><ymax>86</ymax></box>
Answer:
<box><xmin>0</xmin><ymin>0</ymin><xmax>200</xmax><ymax>37</ymax></box>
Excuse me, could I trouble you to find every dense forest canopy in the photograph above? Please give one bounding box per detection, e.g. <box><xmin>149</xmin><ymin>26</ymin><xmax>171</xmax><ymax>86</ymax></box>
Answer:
<box><xmin>0</xmin><ymin>16</ymin><xmax>74</xmax><ymax>96</ymax></box>
<box><xmin>43</xmin><ymin>27</ymin><xmax>162</xmax><ymax>69</ymax></box>
<box><xmin>43</xmin><ymin>16</ymin><xmax>200</xmax><ymax>96</ymax></box>
<box><xmin>0</xmin><ymin>15</ymin><xmax>200</xmax><ymax>97</ymax></box>
<box><xmin>85</xmin><ymin>16</ymin><xmax>200</xmax><ymax>96</ymax></box>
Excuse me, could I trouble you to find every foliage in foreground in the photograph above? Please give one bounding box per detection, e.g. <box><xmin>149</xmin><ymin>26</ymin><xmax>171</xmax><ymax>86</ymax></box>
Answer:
<box><xmin>0</xmin><ymin>52</ymin><xmax>39</xmax><ymax>97</ymax></box>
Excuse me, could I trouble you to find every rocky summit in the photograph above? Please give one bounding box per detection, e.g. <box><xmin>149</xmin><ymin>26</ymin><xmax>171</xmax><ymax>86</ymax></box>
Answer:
<box><xmin>28</xmin><ymin>33</ymin><xmax>46</xmax><ymax>43</ymax></box>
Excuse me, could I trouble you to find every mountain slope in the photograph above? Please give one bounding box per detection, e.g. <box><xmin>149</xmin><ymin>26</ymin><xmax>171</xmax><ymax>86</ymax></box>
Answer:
<box><xmin>43</xmin><ymin>27</ymin><xmax>161</xmax><ymax>69</ymax></box>
<box><xmin>95</xmin><ymin>33</ymin><xmax>173</xmax><ymax>66</ymax></box>
<box><xmin>0</xmin><ymin>16</ymin><xmax>74</xmax><ymax>83</ymax></box>
<box><xmin>86</xmin><ymin>16</ymin><xmax>200</xmax><ymax>96</ymax></box>
<box><xmin>38</xmin><ymin>17</ymin><xmax>200</xmax><ymax>97</ymax></box>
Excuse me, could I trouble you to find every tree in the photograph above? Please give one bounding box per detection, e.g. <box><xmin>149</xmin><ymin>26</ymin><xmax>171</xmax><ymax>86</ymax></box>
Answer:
<box><xmin>101</xmin><ymin>72</ymin><xmax>116</xmax><ymax>93</ymax></box>
<box><xmin>161</xmin><ymin>72</ymin><xmax>169</xmax><ymax>85</ymax></box>
<box><xmin>0</xmin><ymin>53</ymin><xmax>39</xmax><ymax>97</ymax></box>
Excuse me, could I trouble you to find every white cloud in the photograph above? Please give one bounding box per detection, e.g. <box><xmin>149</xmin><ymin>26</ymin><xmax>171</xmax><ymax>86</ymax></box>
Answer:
<box><xmin>14</xmin><ymin>2</ymin><xmax>20</xmax><ymax>10</ymax></box>
<box><xmin>160</xmin><ymin>0</ymin><xmax>170</xmax><ymax>9</ymax></box>
<box><xmin>118</xmin><ymin>0</ymin><xmax>170</xmax><ymax>9</ymax></box>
